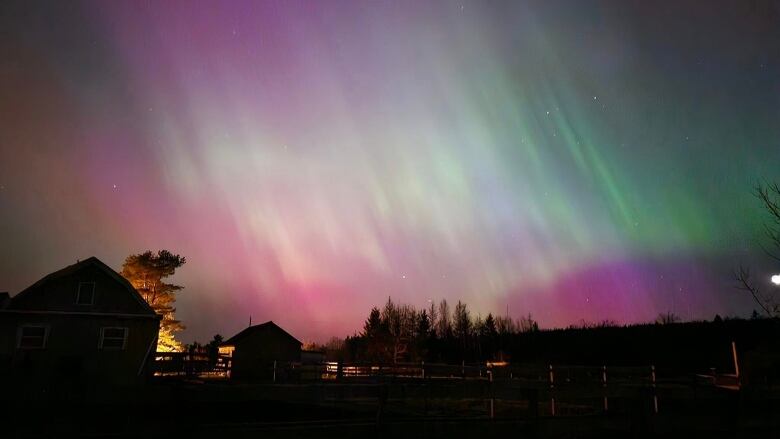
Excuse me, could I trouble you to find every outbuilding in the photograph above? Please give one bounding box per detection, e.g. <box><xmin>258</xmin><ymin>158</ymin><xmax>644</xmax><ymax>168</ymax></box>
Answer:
<box><xmin>220</xmin><ymin>321</ymin><xmax>301</xmax><ymax>380</ymax></box>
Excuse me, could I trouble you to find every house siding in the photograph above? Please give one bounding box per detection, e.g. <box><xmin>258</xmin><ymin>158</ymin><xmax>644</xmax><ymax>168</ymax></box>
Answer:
<box><xmin>0</xmin><ymin>258</ymin><xmax>159</xmax><ymax>401</ymax></box>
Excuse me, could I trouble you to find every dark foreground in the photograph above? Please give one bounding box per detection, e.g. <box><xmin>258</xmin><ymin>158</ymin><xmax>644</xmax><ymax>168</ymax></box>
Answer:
<box><xmin>3</xmin><ymin>377</ymin><xmax>780</xmax><ymax>439</ymax></box>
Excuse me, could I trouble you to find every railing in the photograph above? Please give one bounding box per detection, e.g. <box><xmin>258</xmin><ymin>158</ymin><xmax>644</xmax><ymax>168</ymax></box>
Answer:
<box><xmin>148</xmin><ymin>354</ymin><xmax>759</xmax><ymax>423</ymax></box>
<box><xmin>153</xmin><ymin>352</ymin><xmax>231</xmax><ymax>377</ymax></box>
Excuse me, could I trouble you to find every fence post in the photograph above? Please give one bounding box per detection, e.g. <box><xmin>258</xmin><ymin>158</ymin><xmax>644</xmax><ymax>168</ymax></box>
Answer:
<box><xmin>602</xmin><ymin>365</ymin><xmax>608</xmax><ymax>413</ymax></box>
<box><xmin>273</xmin><ymin>360</ymin><xmax>277</xmax><ymax>383</ymax></box>
<box><xmin>549</xmin><ymin>364</ymin><xmax>555</xmax><ymax>416</ymax></box>
<box><xmin>651</xmin><ymin>365</ymin><xmax>658</xmax><ymax>414</ymax></box>
<box><xmin>421</xmin><ymin>360</ymin><xmax>425</xmax><ymax>379</ymax></box>
<box><xmin>462</xmin><ymin>360</ymin><xmax>466</xmax><ymax>379</ymax></box>
<box><xmin>489</xmin><ymin>370</ymin><xmax>494</xmax><ymax>420</ymax></box>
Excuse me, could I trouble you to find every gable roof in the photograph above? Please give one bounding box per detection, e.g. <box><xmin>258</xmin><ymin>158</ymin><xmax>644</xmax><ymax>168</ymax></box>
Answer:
<box><xmin>222</xmin><ymin>321</ymin><xmax>302</xmax><ymax>347</ymax></box>
<box><xmin>10</xmin><ymin>256</ymin><xmax>156</xmax><ymax>315</ymax></box>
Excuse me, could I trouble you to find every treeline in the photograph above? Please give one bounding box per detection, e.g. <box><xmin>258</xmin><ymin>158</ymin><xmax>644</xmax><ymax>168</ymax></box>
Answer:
<box><xmin>315</xmin><ymin>299</ymin><xmax>776</xmax><ymax>367</ymax></box>
<box><xmin>335</xmin><ymin>298</ymin><xmax>539</xmax><ymax>364</ymax></box>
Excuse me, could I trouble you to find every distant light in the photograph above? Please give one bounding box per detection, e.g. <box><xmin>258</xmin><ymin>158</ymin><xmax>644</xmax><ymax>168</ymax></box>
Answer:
<box><xmin>772</xmin><ymin>275</ymin><xmax>780</xmax><ymax>286</ymax></box>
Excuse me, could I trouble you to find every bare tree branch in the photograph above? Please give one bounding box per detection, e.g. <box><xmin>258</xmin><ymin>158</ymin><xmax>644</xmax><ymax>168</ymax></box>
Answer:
<box><xmin>734</xmin><ymin>265</ymin><xmax>773</xmax><ymax>317</ymax></box>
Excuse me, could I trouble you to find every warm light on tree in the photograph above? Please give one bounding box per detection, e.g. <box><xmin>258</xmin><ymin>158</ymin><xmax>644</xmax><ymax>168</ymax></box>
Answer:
<box><xmin>156</xmin><ymin>326</ymin><xmax>183</xmax><ymax>352</ymax></box>
<box><xmin>121</xmin><ymin>250</ymin><xmax>187</xmax><ymax>352</ymax></box>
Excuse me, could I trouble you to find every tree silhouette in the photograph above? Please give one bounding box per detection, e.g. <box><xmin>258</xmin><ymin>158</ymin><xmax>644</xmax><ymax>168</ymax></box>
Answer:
<box><xmin>656</xmin><ymin>311</ymin><xmax>680</xmax><ymax>325</ymax></box>
<box><xmin>206</xmin><ymin>334</ymin><xmax>223</xmax><ymax>368</ymax></box>
<box><xmin>363</xmin><ymin>307</ymin><xmax>383</xmax><ymax>338</ymax></box>
<box><xmin>736</xmin><ymin>182</ymin><xmax>780</xmax><ymax>317</ymax></box>
<box><xmin>436</xmin><ymin>299</ymin><xmax>452</xmax><ymax>339</ymax></box>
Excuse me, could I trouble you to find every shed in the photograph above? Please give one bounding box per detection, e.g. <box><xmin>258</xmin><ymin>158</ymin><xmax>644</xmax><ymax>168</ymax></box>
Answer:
<box><xmin>221</xmin><ymin>321</ymin><xmax>301</xmax><ymax>380</ymax></box>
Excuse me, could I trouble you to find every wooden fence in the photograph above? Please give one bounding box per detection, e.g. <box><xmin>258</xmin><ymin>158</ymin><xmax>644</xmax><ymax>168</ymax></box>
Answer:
<box><xmin>154</xmin><ymin>352</ymin><xmax>231</xmax><ymax>377</ymax></box>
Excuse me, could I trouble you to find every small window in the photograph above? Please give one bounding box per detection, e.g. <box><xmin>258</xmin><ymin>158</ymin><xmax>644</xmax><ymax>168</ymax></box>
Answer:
<box><xmin>18</xmin><ymin>326</ymin><xmax>48</xmax><ymax>349</ymax></box>
<box><xmin>76</xmin><ymin>282</ymin><xmax>95</xmax><ymax>305</ymax></box>
<box><xmin>99</xmin><ymin>327</ymin><xmax>128</xmax><ymax>350</ymax></box>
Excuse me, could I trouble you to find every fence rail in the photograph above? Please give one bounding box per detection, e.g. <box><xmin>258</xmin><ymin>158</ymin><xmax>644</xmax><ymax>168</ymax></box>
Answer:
<box><xmin>151</xmin><ymin>353</ymin><xmax>759</xmax><ymax>423</ymax></box>
<box><xmin>154</xmin><ymin>352</ymin><xmax>231</xmax><ymax>377</ymax></box>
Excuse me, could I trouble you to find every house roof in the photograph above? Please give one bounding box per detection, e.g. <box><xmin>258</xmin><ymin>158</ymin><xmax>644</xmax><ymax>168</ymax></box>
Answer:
<box><xmin>222</xmin><ymin>321</ymin><xmax>302</xmax><ymax>347</ymax></box>
<box><xmin>10</xmin><ymin>256</ymin><xmax>156</xmax><ymax>315</ymax></box>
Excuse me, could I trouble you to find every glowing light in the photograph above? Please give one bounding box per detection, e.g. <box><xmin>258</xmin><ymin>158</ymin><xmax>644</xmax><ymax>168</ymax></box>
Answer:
<box><xmin>772</xmin><ymin>275</ymin><xmax>780</xmax><ymax>286</ymax></box>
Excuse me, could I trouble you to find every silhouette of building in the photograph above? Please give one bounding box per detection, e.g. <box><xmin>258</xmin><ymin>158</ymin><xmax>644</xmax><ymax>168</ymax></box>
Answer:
<box><xmin>301</xmin><ymin>349</ymin><xmax>325</xmax><ymax>364</ymax></box>
<box><xmin>220</xmin><ymin>321</ymin><xmax>301</xmax><ymax>380</ymax></box>
<box><xmin>0</xmin><ymin>257</ymin><xmax>160</xmax><ymax>399</ymax></box>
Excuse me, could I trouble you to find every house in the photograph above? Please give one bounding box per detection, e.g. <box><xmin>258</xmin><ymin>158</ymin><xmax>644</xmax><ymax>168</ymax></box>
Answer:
<box><xmin>220</xmin><ymin>321</ymin><xmax>301</xmax><ymax>380</ymax></box>
<box><xmin>0</xmin><ymin>257</ymin><xmax>160</xmax><ymax>399</ymax></box>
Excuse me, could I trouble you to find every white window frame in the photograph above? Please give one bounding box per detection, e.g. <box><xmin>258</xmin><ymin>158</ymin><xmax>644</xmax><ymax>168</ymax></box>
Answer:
<box><xmin>99</xmin><ymin>327</ymin><xmax>128</xmax><ymax>350</ymax></box>
<box><xmin>76</xmin><ymin>282</ymin><xmax>95</xmax><ymax>305</ymax></box>
<box><xmin>17</xmin><ymin>325</ymin><xmax>49</xmax><ymax>349</ymax></box>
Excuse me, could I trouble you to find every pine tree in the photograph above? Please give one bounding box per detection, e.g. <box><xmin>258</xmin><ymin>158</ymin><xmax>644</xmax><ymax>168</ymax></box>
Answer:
<box><xmin>120</xmin><ymin>250</ymin><xmax>187</xmax><ymax>352</ymax></box>
<box><xmin>436</xmin><ymin>299</ymin><xmax>452</xmax><ymax>339</ymax></box>
<box><xmin>363</xmin><ymin>307</ymin><xmax>383</xmax><ymax>337</ymax></box>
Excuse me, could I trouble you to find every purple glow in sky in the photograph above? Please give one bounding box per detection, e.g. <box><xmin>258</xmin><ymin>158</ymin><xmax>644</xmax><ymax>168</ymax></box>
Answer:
<box><xmin>1</xmin><ymin>0</ymin><xmax>779</xmax><ymax>342</ymax></box>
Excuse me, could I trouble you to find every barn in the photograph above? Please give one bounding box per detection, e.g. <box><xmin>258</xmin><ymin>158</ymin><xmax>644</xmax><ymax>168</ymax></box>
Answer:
<box><xmin>0</xmin><ymin>257</ymin><xmax>160</xmax><ymax>399</ymax></box>
<box><xmin>220</xmin><ymin>321</ymin><xmax>302</xmax><ymax>380</ymax></box>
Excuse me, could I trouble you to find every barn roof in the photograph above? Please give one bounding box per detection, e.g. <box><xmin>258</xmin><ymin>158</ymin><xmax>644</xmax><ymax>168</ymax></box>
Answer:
<box><xmin>9</xmin><ymin>256</ymin><xmax>156</xmax><ymax>315</ymax></box>
<box><xmin>222</xmin><ymin>321</ymin><xmax>302</xmax><ymax>347</ymax></box>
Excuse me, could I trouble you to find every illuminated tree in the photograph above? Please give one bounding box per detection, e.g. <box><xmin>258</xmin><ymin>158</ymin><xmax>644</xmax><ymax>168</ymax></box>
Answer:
<box><xmin>121</xmin><ymin>250</ymin><xmax>187</xmax><ymax>352</ymax></box>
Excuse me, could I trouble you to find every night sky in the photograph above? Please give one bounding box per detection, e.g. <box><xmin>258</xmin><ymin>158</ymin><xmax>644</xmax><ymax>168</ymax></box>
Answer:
<box><xmin>1</xmin><ymin>0</ymin><xmax>779</xmax><ymax>343</ymax></box>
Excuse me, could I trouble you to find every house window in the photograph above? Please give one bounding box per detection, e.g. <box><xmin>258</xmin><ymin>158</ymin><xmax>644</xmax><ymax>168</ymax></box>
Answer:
<box><xmin>18</xmin><ymin>326</ymin><xmax>48</xmax><ymax>349</ymax></box>
<box><xmin>76</xmin><ymin>282</ymin><xmax>95</xmax><ymax>305</ymax></box>
<box><xmin>99</xmin><ymin>327</ymin><xmax>128</xmax><ymax>350</ymax></box>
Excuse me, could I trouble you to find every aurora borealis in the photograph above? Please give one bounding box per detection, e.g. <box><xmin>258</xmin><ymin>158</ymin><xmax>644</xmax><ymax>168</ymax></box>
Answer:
<box><xmin>1</xmin><ymin>0</ymin><xmax>779</xmax><ymax>343</ymax></box>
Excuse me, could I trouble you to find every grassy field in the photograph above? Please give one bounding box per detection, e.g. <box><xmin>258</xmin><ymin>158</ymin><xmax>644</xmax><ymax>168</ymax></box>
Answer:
<box><xmin>3</xmin><ymin>373</ymin><xmax>780</xmax><ymax>438</ymax></box>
